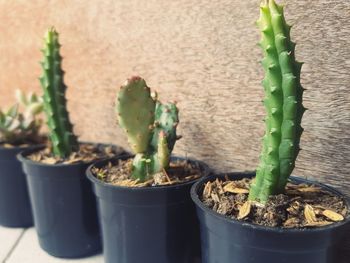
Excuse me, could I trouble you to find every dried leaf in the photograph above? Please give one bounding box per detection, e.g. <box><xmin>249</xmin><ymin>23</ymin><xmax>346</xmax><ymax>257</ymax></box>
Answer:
<box><xmin>216</xmin><ymin>181</ymin><xmax>225</xmax><ymax>195</ymax></box>
<box><xmin>231</xmin><ymin>188</ymin><xmax>249</xmax><ymax>194</ymax></box>
<box><xmin>65</xmin><ymin>157</ymin><xmax>82</xmax><ymax>164</ymax></box>
<box><xmin>224</xmin><ymin>182</ymin><xmax>249</xmax><ymax>194</ymax></box>
<box><xmin>298</xmin><ymin>187</ymin><xmax>322</xmax><ymax>193</ymax></box>
<box><xmin>283</xmin><ymin>217</ymin><xmax>300</xmax><ymax>228</ymax></box>
<box><xmin>223</xmin><ymin>181</ymin><xmax>236</xmax><ymax>188</ymax></box>
<box><xmin>115</xmin><ymin>179</ymin><xmax>138</xmax><ymax>187</ymax></box>
<box><xmin>203</xmin><ymin>182</ymin><xmax>212</xmax><ymax>199</ymax></box>
<box><xmin>184</xmin><ymin>175</ymin><xmax>199</xmax><ymax>181</ymax></box>
<box><xmin>322</xmin><ymin>210</ymin><xmax>344</xmax><ymax>222</ymax></box>
<box><xmin>31</xmin><ymin>153</ymin><xmax>41</xmax><ymax>162</ymax></box>
<box><xmin>211</xmin><ymin>193</ymin><xmax>220</xmax><ymax>203</ymax></box>
<box><xmin>116</xmin><ymin>179</ymin><xmax>154</xmax><ymax>187</ymax></box>
<box><xmin>141</xmin><ymin>179</ymin><xmax>154</xmax><ymax>187</ymax></box>
<box><xmin>237</xmin><ymin>201</ymin><xmax>251</xmax><ymax>220</ymax></box>
<box><xmin>341</xmin><ymin>207</ymin><xmax>348</xmax><ymax>217</ymax></box>
<box><xmin>42</xmin><ymin>157</ymin><xmax>57</xmax><ymax>165</ymax></box>
<box><xmin>287</xmin><ymin>201</ymin><xmax>301</xmax><ymax>215</ymax></box>
<box><xmin>304</xmin><ymin>204</ymin><xmax>317</xmax><ymax>224</ymax></box>
<box><xmin>312</xmin><ymin>205</ymin><xmax>327</xmax><ymax>210</ymax></box>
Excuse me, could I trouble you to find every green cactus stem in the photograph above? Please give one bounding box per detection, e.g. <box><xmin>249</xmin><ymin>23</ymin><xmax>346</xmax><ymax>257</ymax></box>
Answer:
<box><xmin>249</xmin><ymin>0</ymin><xmax>305</xmax><ymax>202</ymax></box>
<box><xmin>116</xmin><ymin>76</ymin><xmax>180</xmax><ymax>181</ymax></box>
<box><xmin>39</xmin><ymin>27</ymin><xmax>78</xmax><ymax>158</ymax></box>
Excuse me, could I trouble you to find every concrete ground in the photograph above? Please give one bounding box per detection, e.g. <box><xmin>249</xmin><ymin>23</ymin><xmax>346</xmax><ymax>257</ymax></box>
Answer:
<box><xmin>0</xmin><ymin>226</ymin><xmax>103</xmax><ymax>263</ymax></box>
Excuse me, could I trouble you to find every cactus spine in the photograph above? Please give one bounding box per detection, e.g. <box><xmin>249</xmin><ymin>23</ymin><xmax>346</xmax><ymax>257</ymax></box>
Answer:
<box><xmin>249</xmin><ymin>0</ymin><xmax>305</xmax><ymax>202</ymax></box>
<box><xmin>39</xmin><ymin>28</ymin><xmax>78</xmax><ymax>158</ymax></box>
<box><xmin>116</xmin><ymin>76</ymin><xmax>179</xmax><ymax>181</ymax></box>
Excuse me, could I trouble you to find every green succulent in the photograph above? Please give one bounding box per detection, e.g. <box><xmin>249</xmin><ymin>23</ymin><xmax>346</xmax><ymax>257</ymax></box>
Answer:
<box><xmin>116</xmin><ymin>76</ymin><xmax>180</xmax><ymax>181</ymax></box>
<box><xmin>249</xmin><ymin>0</ymin><xmax>306</xmax><ymax>202</ymax></box>
<box><xmin>0</xmin><ymin>90</ymin><xmax>43</xmax><ymax>145</ymax></box>
<box><xmin>39</xmin><ymin>27</ymin><xmax>78</xmax><ymax>158</ymax></box>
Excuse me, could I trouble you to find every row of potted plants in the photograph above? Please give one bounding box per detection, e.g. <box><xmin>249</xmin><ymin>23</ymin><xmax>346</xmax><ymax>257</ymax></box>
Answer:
<box><xmin>0</xmin><ymin>1</ymin><xmax>348</xmax><ymax>263</ymax></box>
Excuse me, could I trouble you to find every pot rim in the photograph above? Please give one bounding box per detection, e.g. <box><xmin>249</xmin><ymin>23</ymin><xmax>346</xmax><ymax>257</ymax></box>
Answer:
<box><xmin>0</xmin><ymin>144</ymin><xmax>39</xmax><ymax>150</ymax></box>
<box><xmin>191</xmin><ymin>172</ymin><xmax>350</xmax><ymax>233</ymax></box>
<box><xmin>17</xmin><ymin>142</ymin><xmax>125</xmax><ymax>168</ymax></box>
<box><xmin>0</xmin><ymin>143</ymin><xmax>45</xmax><ymax>153</ymax></box>
<box><xmin>86</xmin><ymin>155</ymin><xmax>211</xmax><ymax>193</ymax></box>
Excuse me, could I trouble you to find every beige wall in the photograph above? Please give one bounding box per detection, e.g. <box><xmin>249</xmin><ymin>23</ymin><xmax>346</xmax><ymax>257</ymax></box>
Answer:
<box><xmin>0</xmin><ymin>1</ymin><xmax>349</xmax><ymax>192</ymax></box>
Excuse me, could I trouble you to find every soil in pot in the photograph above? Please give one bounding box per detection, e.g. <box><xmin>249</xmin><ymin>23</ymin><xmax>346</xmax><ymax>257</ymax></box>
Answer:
<box><xmin>19</xmin><ymin>142</ymin><xmax>125</xmax><ymax>258</ymax></box>
<box><xmin>27</xmin><ymin>142</ymin><xmax>119</xmax><ymax>165</ymax></box>
<box><xmin>201</xmin><ymin>176</ymin><xmax>348</xmax><ymax>228</ymax></box>
<box><xmin>88</xmin><ymin>156</ymin><xmax>209</xmax><ymax>263</ymax></box>
<box><xmin>93</xmin><ymin>157</ymin><xmax>202</xmax><ymax>187</ymax></box>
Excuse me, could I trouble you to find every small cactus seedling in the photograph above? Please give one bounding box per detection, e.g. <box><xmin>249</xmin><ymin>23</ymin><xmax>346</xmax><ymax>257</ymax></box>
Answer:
<box><xmin>116</xmin><ymin>76</ymin><xmax>180</xmax><ymax>181</ymax></box>
<box><xmin>39</xmin><ymin>27</ymin><xmax>78</xmax><ymax>158</ymax></box>
<box><xmin>249</xmin><ymin>0</ymin><xmax>306</xmax><ymax>202</ymax></box>
<box><xmin>0</xmin><ymin>90</ymin><xmax>43</xmax><ymax>144</ymax></box>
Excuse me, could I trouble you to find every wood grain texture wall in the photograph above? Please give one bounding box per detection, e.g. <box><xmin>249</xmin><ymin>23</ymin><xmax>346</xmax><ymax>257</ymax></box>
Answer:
<box><xmin>0</xmin><ymin>1</ymin><xmax>349</xmax><ymax>255</ymax></box>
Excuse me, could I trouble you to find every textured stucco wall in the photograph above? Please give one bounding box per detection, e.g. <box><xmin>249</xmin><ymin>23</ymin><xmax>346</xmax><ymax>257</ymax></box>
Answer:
<box><xmin>0</xmin><ymin>1</ymin><xmax>349</xmax><ymax>194</ymax></box>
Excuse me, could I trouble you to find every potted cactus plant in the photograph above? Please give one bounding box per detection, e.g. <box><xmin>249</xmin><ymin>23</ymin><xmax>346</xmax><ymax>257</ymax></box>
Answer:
<box><xmin>191</xmin><ymin>1</ymin><xmax>349</xmax><ymax>263</ymax></box>
<box><xmin>0</xmin><ymin>90</ymin><xmax>44</xmax><ymax>227</ymax></box>
<box><xmin>17</xmin><ymin>28</ymin><xmax>124</xmax><ymax>258</ymax></box>
<box><xmin>86</xmin><ymin>76</ymin><xmax>210</xmax><ymax>263</ymax></box>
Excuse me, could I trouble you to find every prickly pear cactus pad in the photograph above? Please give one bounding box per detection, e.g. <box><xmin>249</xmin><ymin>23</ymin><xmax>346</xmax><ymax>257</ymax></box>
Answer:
<box><xmin>249</xmin><ymin>0</ymin><xmax>306</xmax><ymax>202</ymax></box>
<box><xmin>39</xmin><ymin>27</ymin><xmax>78</xmax><ymax>158</ymax></box>
<box><xmin>117</xmin><ymin>77</ymin><xmax>155</xmax><ymax>154</ymax></box>
<box><xmin>116</xmin><ymin>76</ymin><xmax>180</xmax><ymax>181</ymax></box>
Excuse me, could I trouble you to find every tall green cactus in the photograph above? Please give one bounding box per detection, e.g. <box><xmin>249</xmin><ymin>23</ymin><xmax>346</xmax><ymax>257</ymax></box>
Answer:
<box><xmin>116</xmin><ymin>76</ymin><xmax>180</xmax><ymax>181</ymax></box>
<box><xmin>39</xmin><ymin>28</ymin><xmax>78</xmax><ymax>158</ymax></box>
<box><xmin>249</xmin><ymin>0</ymin><xmax>306</xmax><ymax>202</ymax></box>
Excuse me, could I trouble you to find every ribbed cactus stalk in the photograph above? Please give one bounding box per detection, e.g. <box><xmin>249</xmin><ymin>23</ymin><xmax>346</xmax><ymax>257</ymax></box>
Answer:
<box><xmin>249</xmin><ymin>0</ymin><xmax>306</xmax><ymax>202</ymax></box>
<box><xmin>39</xmin><ymin>28</ymin><xmax>78</xmax><ymax>158</ymax></box>
<box><xmin>116</xmin><ymin>76</ymin><xmax>180</xmax><ymax>181</ymax></box>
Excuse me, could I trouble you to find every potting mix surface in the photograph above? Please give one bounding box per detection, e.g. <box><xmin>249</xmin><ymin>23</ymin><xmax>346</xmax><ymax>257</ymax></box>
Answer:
<box><xmin>28</xmin><ymin>143</ymin><xmax>123</xmax><ymax>165</ymax></box>
<box><xmin>93</xmin><ymin>158</ymin><xmax>202</xmax><ymax>187</ymax></box>
<box><xmin>201</xmin><ymin>177</ymin><xmax>348</xmax><ymax>228</ymax></box>
<box><xmin>0</xmin><ymin>136</ymin><xmax>46</xmax><ymax>149</ymax></box>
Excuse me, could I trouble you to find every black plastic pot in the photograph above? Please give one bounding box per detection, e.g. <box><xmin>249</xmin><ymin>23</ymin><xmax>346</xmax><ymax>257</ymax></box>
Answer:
<box><xmin>0</xmin><ymin>144</ymin><xmax>41</xmax><ymax>227</ymax></box>
<box><xmin>86</xmin><ymin>155</ymin><xmax>211</xmax><ymax>263</ymax></box>
<box><xmin>191</xmin><ymin>173</ymin><xmax>350</xmax><ymax>263</ymax></box>
<box><xmin>18</xmin><ymin>145</ymin><xmax>124</xmax><ymax>258</ymax></box>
